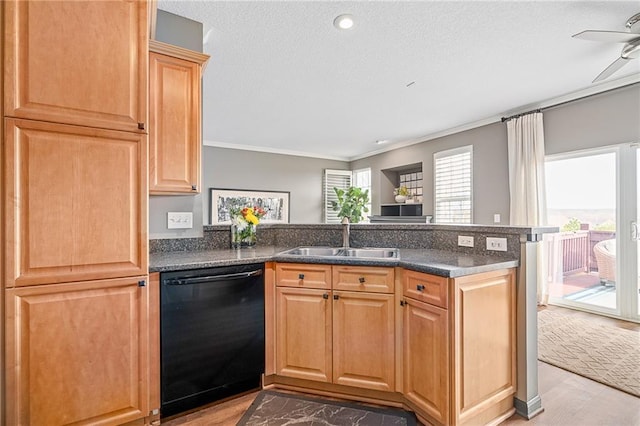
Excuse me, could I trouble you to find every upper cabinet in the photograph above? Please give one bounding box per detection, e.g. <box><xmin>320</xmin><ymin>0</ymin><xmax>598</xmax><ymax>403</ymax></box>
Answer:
<box><xmin>3</xmin><ymin>0</ymin><xmax>148</xmax><ymax>133</ymax></box>
<box><xmin>149</xmin><ymin>40</ymin><xmax>209</xmax><ymax>194</ymax></box>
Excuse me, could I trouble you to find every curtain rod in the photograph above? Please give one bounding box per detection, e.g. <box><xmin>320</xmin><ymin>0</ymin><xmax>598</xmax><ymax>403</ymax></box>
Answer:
<box><xmin>500</xmin><ymin>80</ymin><xmax>640</xmax><ymax>123</ymax></box>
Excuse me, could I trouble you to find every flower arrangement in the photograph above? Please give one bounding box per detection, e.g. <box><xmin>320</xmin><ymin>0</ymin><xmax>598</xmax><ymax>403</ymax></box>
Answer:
<box><xmin>231</xmin><ymin>206</ymin><xmax>266</xmax><ymax>248</ymax></box>
<box><xmin>394</xmin><ymin>185</ymin><xmax>410</xmax><ymax>197</ymax></box>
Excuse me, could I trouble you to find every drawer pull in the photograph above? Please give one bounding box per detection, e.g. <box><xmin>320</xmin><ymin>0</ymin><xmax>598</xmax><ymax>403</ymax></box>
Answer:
<box><xmin>323</xmin><ymin>293</ymin><xmax>329</xmax><ymax>300</ymax></box>
<box><xmin>298</xmin><ymin>274</ymin><xmax>305</xmax><ymax>280</ymax></box>
<box><xmin>333</xmin><ymin>294</ymin><xmax>340</xmax><ymax>300</ymax></box>
<box><xmin>358</xmin><ymin>277</ymin><xmax>366</xmax><ymax>284</ymax></box>
<box><xmin>416</xmin><ymin>284</ymin><xmax>425</xmax><ymax>291</ymax></box>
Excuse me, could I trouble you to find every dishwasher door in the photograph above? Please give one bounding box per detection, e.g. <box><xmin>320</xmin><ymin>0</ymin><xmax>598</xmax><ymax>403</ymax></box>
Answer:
<box><xmin>160</xmin><ymin>263</ymin><xmax>265</xmax><ymax>417</ymax></box>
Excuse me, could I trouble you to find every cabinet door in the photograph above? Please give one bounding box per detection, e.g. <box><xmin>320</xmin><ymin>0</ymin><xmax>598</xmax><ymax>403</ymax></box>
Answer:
<box><xmin>403</xmin><ymin>298</ymin><xmax>449</xmax><ymax>425</ymax></box>
<box><xmin>5</xmin><ymin>277</ymin><xmax>150</xmax><ymax>425</ymax></box>
<box><xmin>276</xmin><ymin>287</ymin><xmax>332</xmax><ymax>382</ymax></box>
<box><xmin>452</xmin><ymin>269</ymin><xmax>516</xmax><ymax>425</ymax></box>
<box><xmin>149</xmin><ymin>51</ymin><xmax>202</xmax><ymax>194</ymax></box>
<box><xmin>3</xmin><ymin>119</ymin><xmax>148</xmax><ymax>287</ymax></box>
<box><xmin>332</xmin><ymin>291</ymin><xmax>395</xmax><ymax>391</ymax></box>
<box><xmin>3</xmin><ymin>0</ymin><xmax>148</xmax><ymax>132</ymax></box>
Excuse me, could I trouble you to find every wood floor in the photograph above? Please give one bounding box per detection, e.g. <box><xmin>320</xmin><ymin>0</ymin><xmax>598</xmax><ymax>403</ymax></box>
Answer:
<box><xmin>162</xmin><ymin>306</ymin><xmax>640</xmax><ymax>426</ymax></box>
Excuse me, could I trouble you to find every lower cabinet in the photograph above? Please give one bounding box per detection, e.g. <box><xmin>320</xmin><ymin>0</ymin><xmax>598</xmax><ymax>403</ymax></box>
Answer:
<box><xmin>5</xmin><ymin>277</ymin><xmax>151</xmax><ymax>425</ymax></box>
<box><xmin>403</xmin><ymin>297</ymin><xmax>449</xmax><ymax>424</ymax></box>
<box><xmin>275</xmin><ymin>264</ymin><xmax>396</xmax><ymax>392</ymax></box>
<box><xmin>276</xmin><ymin>287</ymin><xmax>332</xmax><ymax>383</ymax></box>
<box><xmin>270</xmin><ymin>263</ymin><xmax>516</xmax><ymax>426</ymax></box>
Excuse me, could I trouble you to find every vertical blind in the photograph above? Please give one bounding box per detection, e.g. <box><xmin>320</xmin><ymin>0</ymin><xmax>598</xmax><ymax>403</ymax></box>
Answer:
<box><xmin>434</xmin><ymin>146</ymin><xmax>473</xmax><ymax>223</ymax></box>
<box><xmin>324</xmin><ymin>169</ymin><xmax>352</xmax><ymax>223</ymax></box>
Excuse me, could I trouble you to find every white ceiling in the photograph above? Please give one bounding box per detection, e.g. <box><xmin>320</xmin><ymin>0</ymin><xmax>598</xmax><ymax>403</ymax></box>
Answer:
<box><xmin>156</xmin><ymin>1</ymin><xmax>640</xmax><ymax>161</ymax></box>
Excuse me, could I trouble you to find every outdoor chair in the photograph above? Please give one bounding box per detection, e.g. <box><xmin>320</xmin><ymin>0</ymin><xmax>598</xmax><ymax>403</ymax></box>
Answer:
<box><xmin>593</xmin><ymin>239</ymin><xmax>615</xmax><ymax>286</ymax></box>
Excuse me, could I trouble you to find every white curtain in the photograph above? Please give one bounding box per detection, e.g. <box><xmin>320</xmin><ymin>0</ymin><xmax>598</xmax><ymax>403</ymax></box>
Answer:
<box><xmin>507</xmin><ymin>112</ymin><xmax>549</xmax><ymax>305</ymax></box>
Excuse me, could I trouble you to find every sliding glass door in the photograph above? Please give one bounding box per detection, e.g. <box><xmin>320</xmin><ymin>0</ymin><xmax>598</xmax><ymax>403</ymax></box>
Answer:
<box><xmin>545</xmin><ymin>144</ymin><xmax>639</xmax><ymax>322</ymax></box>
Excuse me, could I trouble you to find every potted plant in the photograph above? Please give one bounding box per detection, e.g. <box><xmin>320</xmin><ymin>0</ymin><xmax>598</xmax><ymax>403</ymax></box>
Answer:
<box><xmin>394</xmin><ymin>185</ymin><xmax>410</xmax><ymax>203</ymax></box>
<box><xmin>331</xmin><ymin>187</ymin><xmax>370</xmax><ymax>223</ymax></box>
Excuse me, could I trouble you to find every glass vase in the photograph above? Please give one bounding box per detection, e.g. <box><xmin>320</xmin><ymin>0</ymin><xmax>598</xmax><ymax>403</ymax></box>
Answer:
<box><xmin>231</xmin><ymin>223</ymin><xmax>257</xmax><ymax>249</ymax></box>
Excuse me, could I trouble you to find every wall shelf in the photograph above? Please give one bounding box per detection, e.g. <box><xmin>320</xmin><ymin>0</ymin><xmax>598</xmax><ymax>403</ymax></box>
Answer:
<box><xmin>380</xmin><ymin>203</ymin><xmax>423</xmax><ymax>217</ymax></box>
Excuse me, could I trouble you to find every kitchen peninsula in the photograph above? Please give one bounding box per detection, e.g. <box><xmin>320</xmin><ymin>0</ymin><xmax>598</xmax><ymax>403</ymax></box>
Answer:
<box><xmin>150</xmin><ymin>223</ymin><xmax>557</xmax><ymax>425</ymax></box>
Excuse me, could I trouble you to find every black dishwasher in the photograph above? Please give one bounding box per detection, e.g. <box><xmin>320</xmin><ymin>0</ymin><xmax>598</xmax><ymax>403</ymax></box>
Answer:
<box><xmin>160</xmin><ymin>263</ymin><xmax>265</xmax><ymax>418</ymax></box>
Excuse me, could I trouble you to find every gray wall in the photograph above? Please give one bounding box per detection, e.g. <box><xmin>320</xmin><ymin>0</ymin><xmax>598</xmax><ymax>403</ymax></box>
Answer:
<box><xmin>351</xmin><ymin>83</ymin><xmax>640</xmax><ymax>225</ymax></box>
<box><xmin>155</xmin><ymin>10</ymin><xmax>203</xmax><ymax>52</ymax></box>
<box><xmin>203</xmin><ymin>147</ymin><xmax>349</xmax><ymax>224</ymax></box>
<box><xmin>351</xmin><ymin>122</ymin><xmax>510</xmax><ymax>225</ymax></box>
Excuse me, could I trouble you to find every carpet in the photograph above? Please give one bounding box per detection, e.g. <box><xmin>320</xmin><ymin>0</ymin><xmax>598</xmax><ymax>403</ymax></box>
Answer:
<box><xmin>236</xmin><ymin>390</ymin><xmax>417</xmax><ymax>426</ymax></box>
<box><xmin>538</xmin><ymin>308</ymin><xmax>640</xmax><ymax>397</ymax></box>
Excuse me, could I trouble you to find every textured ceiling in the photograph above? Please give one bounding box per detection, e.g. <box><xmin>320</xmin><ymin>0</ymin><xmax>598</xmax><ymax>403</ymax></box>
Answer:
<box><xmin>157</xmin><ymin>1</ymin><xmax>640</xmax><ymax>161</ymax></box>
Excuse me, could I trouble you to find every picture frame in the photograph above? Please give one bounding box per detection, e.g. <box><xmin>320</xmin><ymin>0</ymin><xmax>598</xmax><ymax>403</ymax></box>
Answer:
<box><xmin>209</xmin><ymin>188</ymin><xmax>290</xmax><ymax>224</ymax></box>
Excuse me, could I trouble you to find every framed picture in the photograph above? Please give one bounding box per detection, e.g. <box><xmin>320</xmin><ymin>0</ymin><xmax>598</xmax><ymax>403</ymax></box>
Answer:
<box><xmin>209</xmin><ymin>188</ymin><xmax>290</xmax><ymax>224</ymax></box>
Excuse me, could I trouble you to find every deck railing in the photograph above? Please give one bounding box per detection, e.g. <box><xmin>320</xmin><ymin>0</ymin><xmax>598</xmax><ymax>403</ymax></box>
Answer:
<box><xmin>545</xmin><ymin>230</ymin><xmax>616</xmax><ymax>278</ymax></box>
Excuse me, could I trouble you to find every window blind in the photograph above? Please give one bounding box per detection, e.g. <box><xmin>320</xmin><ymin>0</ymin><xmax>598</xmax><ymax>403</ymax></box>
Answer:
<box><xmin>434</xmin><ymin>146</ymin><xmax>473</xmax><ymax>223</ymax></box>
<box><xmin>324</xmin><ymin>169</ymin><xmax>352</xmax><ymax>223</ymax></box>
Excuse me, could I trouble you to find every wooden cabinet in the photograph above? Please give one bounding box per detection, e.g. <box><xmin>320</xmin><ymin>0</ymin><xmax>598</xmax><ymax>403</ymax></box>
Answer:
<box><xmin>149</xmin><ymin>40</ymin><xmax>209</xmax><ymax>194</ymax></box>
<box><xmin>276</xmin><ymin>287</ymin><xmax>332</xmax><ymax>383</ymax></box>
<box><xmin>5</xmin><ymin>277</ymin><xmax>150</xmax><ymax>425</ymax></box>
<box><xmin>2</xmin><ymin>1</ymin><xmax>151</xmax><ymax>424</ymax></box>
<box><xmin>333</xmin><ymin>290</ymin><xmax>395</xmax><ymax>391</ymax></box>
<box><xmin>274</xmin><ymin>263</ymin><xmax>396</xmax><ymax>392</ymax></box>
<box><xmin>403</xmin><ymin>297</ymin><xmax>449</xmax><ymax>424</ymax></box>
<box><xmin>3</xmin><ymin>119</ymin><xmax>148</xmax><ymax>287</ymax></box>
<box><xmin>402</xmin><ymin>268</ymin><xmax>516</xmax><ymax>426</ymax></box>
<box><xmin>451</xmin><ymin>269</ymin><xmax>517</xmax><ymax>426</ymax></box>
<box><xmin>3</xmin><ymin>0</ymin><xmax>148</xmax><ymax>133</ymax></box>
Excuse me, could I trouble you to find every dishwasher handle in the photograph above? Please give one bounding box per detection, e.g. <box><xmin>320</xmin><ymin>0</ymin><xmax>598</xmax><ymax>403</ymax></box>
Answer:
<box><xmin>164</xmin><ymin>269</ymin><xmax>263</xmax><ymax>286</ymax></box>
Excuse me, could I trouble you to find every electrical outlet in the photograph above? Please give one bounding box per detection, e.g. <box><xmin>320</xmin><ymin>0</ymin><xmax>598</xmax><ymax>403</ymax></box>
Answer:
<box><xmin>167</xmin><ymin>212</ymin><xmax>193</xmax><ymax>229</ymax></box>
<box><xmin>458</xmin><ymin>235</ymin><xmax>474</xmax><ymax>247</ymax></box>
<box><xmin>486</xmin><ymin>237</ymin><xmax>507</xmax><ymax>251</ymax></box>
<box><xmin>494</xmin><ymin>214</ymin><xmax>501</xmax><ymax>223</ymax></box>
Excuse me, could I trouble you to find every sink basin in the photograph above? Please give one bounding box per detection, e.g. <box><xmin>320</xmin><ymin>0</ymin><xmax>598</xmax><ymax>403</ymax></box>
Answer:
<box><xmin>283</xmin><ymin>247</ymin><xmax>343</xmax><ymax>256</ymax></box>
<box><xmin>280</xmin><ymin>246</ymin><xmax>399</xmax><ymax>259</ymax></box>
<box><xmin>342</xmin><ymin>248</ymin><xmax>399</xmax><ymax>258</ymax></box>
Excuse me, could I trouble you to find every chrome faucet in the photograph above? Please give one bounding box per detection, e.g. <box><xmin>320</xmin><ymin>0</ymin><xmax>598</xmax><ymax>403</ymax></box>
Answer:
<box><xmin>341</xmin><ymin>216</ymin><xmax>350</xmax><ymax>248</ymax></box>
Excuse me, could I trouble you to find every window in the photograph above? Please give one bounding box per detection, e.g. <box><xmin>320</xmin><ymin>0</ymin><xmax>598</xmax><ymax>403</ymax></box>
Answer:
<box><xmin>352</xmin><ymin>168</ymin><xmax>371</xmax><ymax>222</ymax></box>
<box><xmin>323</xmin><ymin>168</ymin><xmax>372</xmax><ymax>223</ymax></box>
<box><xmin>324</xmin><ymin>169</ymin><xmax>352</xmax><ymax>223</ymax></box>
<box><xmin>434</xmin><ymin>146</ymin><xmax>472</xmax><ymax>223</ymax></box>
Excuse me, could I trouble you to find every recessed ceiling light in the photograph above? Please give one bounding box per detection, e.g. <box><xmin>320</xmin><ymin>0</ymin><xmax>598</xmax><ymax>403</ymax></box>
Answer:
<box><xmin>334</xmin><ymin>14</ymin><xmax>354</xmax><ymax>30</ymax></box>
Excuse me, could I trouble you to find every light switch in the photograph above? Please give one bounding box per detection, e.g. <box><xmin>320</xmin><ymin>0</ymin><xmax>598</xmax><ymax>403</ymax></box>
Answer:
<box><xmin>167</xmin><ymin>212</ymin><xmax>193</xmax><ymax>229</ymax></box>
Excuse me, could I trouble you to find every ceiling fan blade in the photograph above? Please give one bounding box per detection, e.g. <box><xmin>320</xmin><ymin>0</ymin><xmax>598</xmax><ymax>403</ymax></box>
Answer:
<box><xmin>593</xmin><ymin>56</ymin><xmax>631</xmax><ymax>82</ymax></box>
<box><xmin>573</xmin><ymin>30</ymin><xmax>640</xmax><ymax>43</ymax></box>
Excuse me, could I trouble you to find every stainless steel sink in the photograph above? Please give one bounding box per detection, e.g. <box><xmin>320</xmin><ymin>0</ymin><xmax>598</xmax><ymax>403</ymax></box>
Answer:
<box><xmin>283</xmin><ymin>247</ymin><xmax>343</xmax><ymax>256</ymax></box>
<box><xmin>279</xmin><ymin>246</ymin><xmax>399</xmax><ymax>259</ymax></box>
<box><xmin>342</xmin><ymin>248</ymin><xmax>398</xmax><ymax>258</ymax></box>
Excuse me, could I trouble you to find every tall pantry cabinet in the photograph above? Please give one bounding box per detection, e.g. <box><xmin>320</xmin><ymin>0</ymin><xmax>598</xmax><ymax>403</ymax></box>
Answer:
<box><xmin>2</xmin><ymin>1</ymin><xmax>151</xmax><ymax>425</ymax></box>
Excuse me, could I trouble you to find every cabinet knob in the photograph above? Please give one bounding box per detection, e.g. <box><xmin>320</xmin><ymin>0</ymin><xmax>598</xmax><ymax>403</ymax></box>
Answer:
<box><xmin>138</xmin><ymin>280</ymin><xmax>146</xmax><ymax>287</ymax></box>
<box><xmin>358</xmin><ymin>277</ymin><xmax>365</xmax><ymax>284</ymax></box>
<box><xmin>323</xmin><ymin>293</ymin><xmax>329</xmax><ymax>300</ymax></box>
<box><xmin>400</xmin><ymin>300</ymin><xmax>406</xmax><ymax>307</ymax></box>
<box><xmin>333</xmin><ymin>294</ymin><xmax>340</xmax><ymax>300</ymax></box>
<box><xmin>191</xmin><ymin>184</ymin><xmax>197</xmax><ymax>191</ymax></box>
<box><xmin>137</xmin><ymin>122</ymin><xmax>145</xmax><ymax>130</ymax></box>
<box><xmin>416</xmin><ymin>284</ymin><xmax>425</xmax><ymax>291</ymax></box>
<box><xmin>298</xmin><ymin>274</ymin><xmax>305</xmax><ymax>280</ymax></box>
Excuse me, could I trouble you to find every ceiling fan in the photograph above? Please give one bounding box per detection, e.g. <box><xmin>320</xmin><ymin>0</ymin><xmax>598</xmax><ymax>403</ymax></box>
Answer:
<box><xmin>572</xmin><ymin>12</ymin><xmax>640</xmax><ymax>83</ymax></box>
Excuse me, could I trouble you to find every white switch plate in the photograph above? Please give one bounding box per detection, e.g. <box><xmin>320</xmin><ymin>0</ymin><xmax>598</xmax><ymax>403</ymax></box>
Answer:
<box><xmin>486</xmin><ymin>237</ymin><xmax>507</xmax><ymax>251</ymax></box>
<box><xmin>494</xmin><ymin>214</ymin><xmax>501</xmax><ymax>223</ymax></box>
<box><xmin>458</xmin><ymin>235</ymin><xmax>474</xmax><ymax>247</ymax></box>
<box><xmin>167</xmin><ymin>212</ymin><xmax>193</xmax><ymax>229</ymax></box>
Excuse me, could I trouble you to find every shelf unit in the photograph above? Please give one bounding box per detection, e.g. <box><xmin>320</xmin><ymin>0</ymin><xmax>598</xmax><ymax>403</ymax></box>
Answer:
<box><xmin>380</xmin><ymin>203</ymin><xmax>423</xmax><ymax>217</ymax></box>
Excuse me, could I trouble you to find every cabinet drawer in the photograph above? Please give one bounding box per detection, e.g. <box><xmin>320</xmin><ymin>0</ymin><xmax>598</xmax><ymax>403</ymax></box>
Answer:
<box><xmin>276</xmin><ymin>263</ymin><xmax>331</xmax><ymax>289</ymax></box>
<box><xmin>403</xmin><ymin>270</ymin><xmax>448</xmax><ymax>309</ymax></box>
<box><xmin>333</xmin><ymin>266</ymin><xmax>394</xmax><ymax>294</ymax></box>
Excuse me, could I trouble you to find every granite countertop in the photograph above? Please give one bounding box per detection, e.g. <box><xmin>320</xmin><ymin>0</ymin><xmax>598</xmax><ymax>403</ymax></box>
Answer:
<box><xmin>150</xmin><ymin>246</ymin><xmax>518</xmax><ymax>278</ymax></box>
